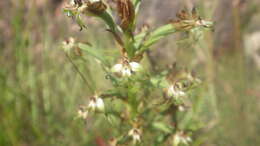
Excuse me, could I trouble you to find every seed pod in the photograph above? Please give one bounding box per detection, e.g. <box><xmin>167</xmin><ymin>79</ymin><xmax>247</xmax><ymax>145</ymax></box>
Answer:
<box><xmin>116</xmin><ymin>0</ymin><xmax>135</xmax><ymax>31</ymax></box>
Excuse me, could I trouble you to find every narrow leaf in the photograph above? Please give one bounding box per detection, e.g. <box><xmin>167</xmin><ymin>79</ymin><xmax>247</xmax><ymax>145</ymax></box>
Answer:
<box><xmin>78</xmin><ymin>43</ymin><xmax>108</xmax><ymax>65</ymax></box>
<box><xmin>140</xmin><ymin>24</ymin><xmax>177</xmax><ymax>51</ymax></box>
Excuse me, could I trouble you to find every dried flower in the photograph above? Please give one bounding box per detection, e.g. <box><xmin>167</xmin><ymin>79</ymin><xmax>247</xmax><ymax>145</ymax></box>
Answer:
<box><xmin>173</xmin><ymin>131</ymin><xmax>192</xmax><ymax>146</ymax></box>
<box><xmin>128</xmin><ymin>128</ymin><xmax>142</xmax><ymax>144</ymax></box>
<box><xmin>76</xmin><ymin>0</ymin><xmax>107</xmax><ymax>15</ymax></box>
<box><xmin>171</xmin><ymin>9</ymin><xmax>213</xmax><ymax>31</ymax></box>
<box><xmin>111</xmin><ymin>59</ymin><xmax>142</xmax><ymax>77</ymax></box>
<box><xmin>116</xmin><ymin>0</ymin><xmax>135</xmax><ymax>31</ymax></box>
<box><xmin>88</xmin><ymin>95</ymin><xmax>105</xmax><ymax>112</ymax></box>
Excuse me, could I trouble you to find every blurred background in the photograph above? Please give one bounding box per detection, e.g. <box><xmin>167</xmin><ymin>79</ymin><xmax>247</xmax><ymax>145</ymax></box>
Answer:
<box><xmin>0</xmin><ymin>0</ymin><xmax>260</xmax><ymax>145</ymax></box>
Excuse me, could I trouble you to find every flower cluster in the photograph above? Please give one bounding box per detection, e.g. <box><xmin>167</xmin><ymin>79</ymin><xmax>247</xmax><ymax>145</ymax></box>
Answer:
<box><xmin>77</xmin><ymin>95</ymin><xmax>104</xmax><ymax>120</ymax></box>
<box><xmin>111</xmin><ymin>59</ymin><xmax>142</xmax><ymax>77</ymax></box>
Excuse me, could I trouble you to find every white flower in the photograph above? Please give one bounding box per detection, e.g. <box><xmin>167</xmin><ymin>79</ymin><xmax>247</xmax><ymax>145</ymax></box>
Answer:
<box><xmin>178</xmin><ymin>105</ymin><xmax>185</xmax><ymax>112</ymax></box>
<box><xmin>167</xmin><ymin>84</ymin><xmax>186</xmax><ymax>99</ymax></box>
<box><xmin>112</xmin><ymin>60</ymin><xmax>142</xmax><ymax>77</ymax></box>
<box><xmin>173</xmin><ymin>131</ymin><xmax>192</xmax><ymax>146</ymax></box>
<box><xmin>88</xmin><ymin>95</ymin><xmax>105</xmax><ymax>112</ymax></box>
<box><xmin>77</xmin><ymin>107</ymin><xmax>88</xmax><ymax>119</ymax></box>
<box><xmin>62</xmin><ymin>37</ymin><xmax>75</xmax><ymax>53</ymax></box>
<box><xmin>128</xmin><ymin>128</ymin><xmax>142</xmax><ymax>144</ymax></box>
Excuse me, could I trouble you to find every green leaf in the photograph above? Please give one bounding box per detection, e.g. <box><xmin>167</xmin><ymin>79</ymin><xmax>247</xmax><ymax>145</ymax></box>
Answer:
<box><xmin>154</xmin><ymin>134</ymin><xmax>171</xmax><ymax>145</ymax></box>
<box><xmin>75</xmin><ymin>13</ymin><xmax>87</xmax><ymax>31</ymax></box>
<box><xmin>78</xmin><ymin>43</ymin><xmax>108</xmax><ymax>65</ymax></box>
<box><xmin>133</xmin><ymin>0</ymin><xmax>142</xmax><ymax>14</ymax></box>
<box><xmin>152</xmin><ymin>122</ymin><xmax>173</xmax><ymax>134</ymax></box>
<box><xmin>134</xmin><ymin>30</ymin><xmax>149</xmax><ymax>50</ymax></box>
<box><xmin>140</xmin><ymin>24</ymin><xmax>177</xmax><ymax>52</ymax></box>
<box><xmin>98</xmin><ymin>11</ymin><xmax>117</xmax><ymax>32</ymax></box>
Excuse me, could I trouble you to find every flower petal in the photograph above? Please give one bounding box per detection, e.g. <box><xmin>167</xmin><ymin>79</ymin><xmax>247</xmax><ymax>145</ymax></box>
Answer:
<box><xmin>88</xmin><ymin>100</ymin><xmax>96</xmax><ymax>111</ymax></box>
<box><xmin>122</xmin><ymin>68</ymin><xmax>132</xmax><ymax>77</ymax></box>
<box><xmin>129</xmin><ymin>62</ymin><xmax>142</xmax><ymax>72</ymax></box>
<box><xmin>111</xmin><ymin>63</ymin><xmax>123</xmax><ymax>72</ymax></box>
<box><xmin>96</xmin><ymin>98</ymin><xmax>105</xmax><ymax>112</ymax></box>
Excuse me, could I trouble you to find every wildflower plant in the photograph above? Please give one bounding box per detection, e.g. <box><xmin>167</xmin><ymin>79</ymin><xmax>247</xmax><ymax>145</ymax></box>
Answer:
<box><xmin>62</xmin><ymin>0</ymin><xmax>213</xmax><ymax>145</ymax></box>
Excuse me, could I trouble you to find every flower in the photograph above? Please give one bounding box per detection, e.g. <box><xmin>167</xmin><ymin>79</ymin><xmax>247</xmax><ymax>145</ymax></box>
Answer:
<box><xmin>178</xmin><ymin>105</ymin><xmax>185</xmax><ymax>112</ymax></box>
<box><xmin>173</xmin><ymin>131</ymin><xmax>192</xmax><ymax>146</ymax></box>
<box><xmin>112</xmin><ymin>59</ymin><xmax>142</xmax><ymax>77</ymax></box>
<box><xmin>62</xmin><ymin>37</ymin><xmax>76</xmax><ymax>52</ymax></box>
<box><xmin>88</xmin><ymin>95</ymin><xmax>105</xmax><ymax>112</ymax></box>
<box><xmin>77</xmin><ymin>106</ymin><xmax>88</xmax><ymax>119</ymax></box>
<box><xmin>167</xmin><ymin>83</ymin><xmax>186</xmax><ymax>99</ymax></box>
<box><xmin>128</xmin><ymin>128</ymin><xmax>142</xmax><ymax>144</ymax></box>
<box><xmin>62</xmin><ymin>37</ymin><xmax>82</xmax><ymax>56</ymax></box>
